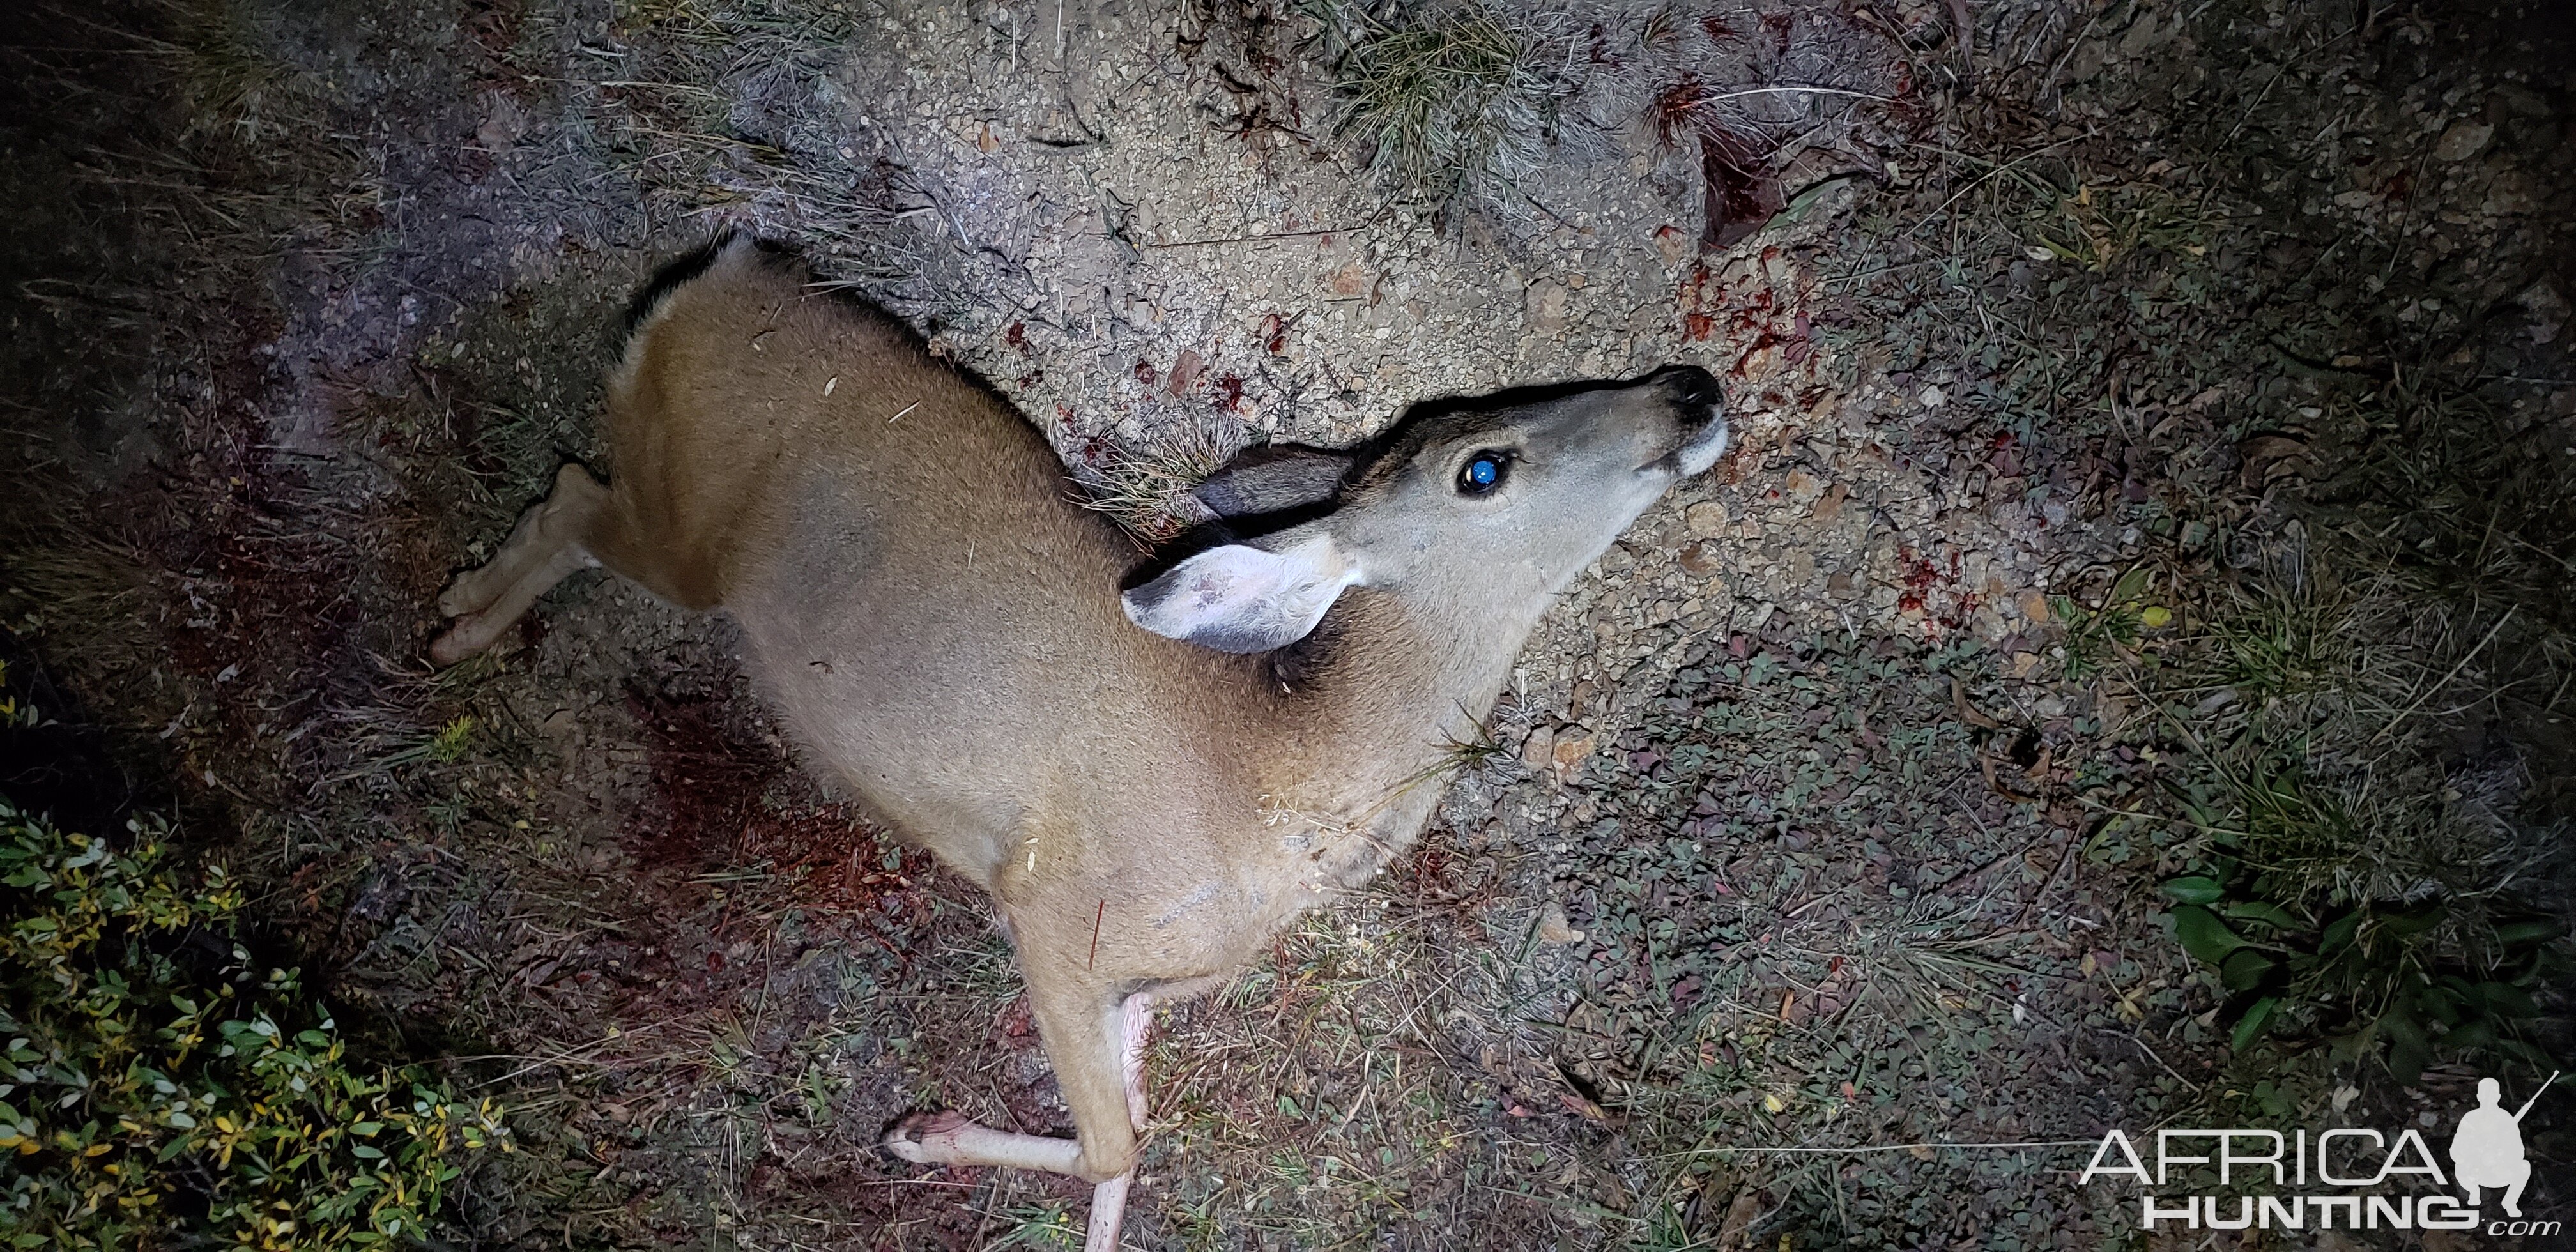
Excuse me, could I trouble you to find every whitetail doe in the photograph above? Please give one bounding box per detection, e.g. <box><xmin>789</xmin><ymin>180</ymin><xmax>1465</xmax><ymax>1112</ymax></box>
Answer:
<box><xmin>430</xmin><ymin>235</ymin><xmax>1728</xmax><ymax>1248</ymax></box>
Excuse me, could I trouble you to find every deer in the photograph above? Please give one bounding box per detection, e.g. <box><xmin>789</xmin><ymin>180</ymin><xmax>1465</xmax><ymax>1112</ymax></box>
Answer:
<box><xmin>428</xmin><ymin>234</ymin><xmax>1729</xmax><ymax>1249</ymax></box>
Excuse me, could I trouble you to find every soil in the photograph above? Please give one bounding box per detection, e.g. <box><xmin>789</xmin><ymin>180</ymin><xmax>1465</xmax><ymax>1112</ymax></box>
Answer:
<box><xmin>3</xmin><ymin>0</ymin><xmax>2570</xmax><ymax>1248</ymax></box>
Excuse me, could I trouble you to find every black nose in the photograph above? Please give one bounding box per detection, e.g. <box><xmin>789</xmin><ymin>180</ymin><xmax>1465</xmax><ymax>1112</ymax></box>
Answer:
<box><xmin>1649</xmin><ymin>364</ymin><xmax>1725</xmax><ymax>424</ymax></box>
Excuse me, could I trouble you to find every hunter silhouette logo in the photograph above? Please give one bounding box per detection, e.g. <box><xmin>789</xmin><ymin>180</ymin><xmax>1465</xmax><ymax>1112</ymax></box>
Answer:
<box><xmin>2452</xmin><ymin>1071</ymin><xmax>2553</xmax><ymax>1218</ymax></box>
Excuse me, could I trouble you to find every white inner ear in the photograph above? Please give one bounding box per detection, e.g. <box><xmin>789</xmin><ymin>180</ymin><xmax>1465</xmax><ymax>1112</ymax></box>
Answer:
<box><xmin>1122</xmin><ymin>536</ymin><xmax>1361</xmax><ymax>653</ymax></box>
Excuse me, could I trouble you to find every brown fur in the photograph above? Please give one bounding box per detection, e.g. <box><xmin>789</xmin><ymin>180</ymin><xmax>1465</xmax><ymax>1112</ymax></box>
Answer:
<box><xmin>429</xmin><ymin>236</ymin><xmax>1727</xmax><ymax>1206</ymax></box>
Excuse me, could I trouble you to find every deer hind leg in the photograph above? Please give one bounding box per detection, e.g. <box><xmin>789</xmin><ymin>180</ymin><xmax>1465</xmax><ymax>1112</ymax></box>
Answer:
<box><xmin>429</xmin><ymin>463</ymin><xmax>610</xmax><ymax>665</ymax></box>
<box><xmin>882</xmin><ymin>989</ymin><xmax>1154</xmax><ymax>1252</ymax></box>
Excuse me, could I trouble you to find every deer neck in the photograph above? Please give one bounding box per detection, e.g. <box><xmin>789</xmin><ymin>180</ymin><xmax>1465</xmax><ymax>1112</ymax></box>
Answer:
<box><xmin>1247</xmin><ymin>587</ymin><xmax>1544</xmax><ymax>857</ymax></box>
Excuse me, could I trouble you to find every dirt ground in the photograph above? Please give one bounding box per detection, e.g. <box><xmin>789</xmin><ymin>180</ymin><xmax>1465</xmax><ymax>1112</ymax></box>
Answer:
<box><xmin>3</xmin><ymin>0</ymin><xmax>2572</xmax><ymax>1248</ymax></box>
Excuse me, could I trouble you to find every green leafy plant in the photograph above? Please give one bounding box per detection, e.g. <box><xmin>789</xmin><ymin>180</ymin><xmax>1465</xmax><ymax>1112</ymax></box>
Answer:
<box><xmin>2124</xmin><ymin>551</ymin><xmax>2571</xmax><ymax>1087</ymax></box>
<box><xmin>0</xmin><ymin>795</ymin><xmax>510</xmax><ymax>1249</ymax></box>
<box><xmin>2158</xmin><ymin>765</ymin><xmax>2566</xmax><ymax>1080</ymax></box>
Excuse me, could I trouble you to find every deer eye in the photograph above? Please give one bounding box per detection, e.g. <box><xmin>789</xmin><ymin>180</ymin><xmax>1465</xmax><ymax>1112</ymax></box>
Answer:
<box><xmin>1457</xmin><ymin>452</ymin><xmax>1509</xmax><ymax>496</ymax></box>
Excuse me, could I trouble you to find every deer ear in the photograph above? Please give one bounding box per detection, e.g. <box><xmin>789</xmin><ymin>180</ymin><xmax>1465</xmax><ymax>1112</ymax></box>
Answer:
<box><xmin>1191</xmin><ymin>445</ymin><xmax>1353</xmax><ymax>517</ymax></box>
<box><xmin>1122</xmin><ymin>537</ymin><xmax>1360</xmax><ymax>653</ymax></box>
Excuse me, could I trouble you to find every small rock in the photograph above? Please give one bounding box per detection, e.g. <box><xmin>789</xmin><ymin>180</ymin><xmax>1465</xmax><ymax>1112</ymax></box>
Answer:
<box><xmin>2007</xmin><ymin>651</ymin><xmax>2041</xmax><ymax>678</ymax></box>
<box><xmin>1918</xmin><ymin>385</ymin><xmax>1947</xmax><ymax>409</ymax></box>
<box><xmin>1653</xmin><ymin>225</ymin><xmax>1689</xmax><ymax>266</ymax></box>
<box><xmin>1169</xmin><ymin>349</ymin><xmax>1206</xmax><ymax>397</ymax></box>
<box><xmin>1328</xmin><ymin>260</ymin><xmax>1368</xmax><ymax>297</ymax></box>
<box><xmin>1525</xmin><ymin>282</ymin><xmax>1570</xmax><ymax>333</ymax></box>
<box><xmin>1809</xmin><ymin>482</ymin><xmax>1848</xmax><ymax>521</ymax></box>
<box><xmin>2015</xmin><ymin>590</ymin><xmax>2051</xmax><ymax>622</ymax></box>
<box><xmin>2116</xmin><ymin>10</ymin><xmax>2162</xmax><ymax>54</ymax></box>
<box><xmin>1536</xmin><ymin>901</ymin><xmax>1584</xmax><ymax>945</ymax></box>
<box><xmin>1679</xmin><ymin>541</ymin><xmax>1723</xmax><ymax>576</ymax></box>
<box><xmin>1685</xmin><ymin>500</ymin><xmax>1731</xmax><ymax>537</ymax></box>
<box><xmin>2432</xmin><ymin>120</ymin><xmax>2494</xmax><ymax>162</ymax></box>
<box><xmin>1551</xmin><ymin>731</ymin><xmax>1597</xmax><ymax>774</ymax></box>
<box><xmin>2237</xmin><ymin>433</ymin><xmax>2310</xmax><ymax>489</ymax></box>
<box><xmin>1521</xmin><ymin>724</ymin><xmax>1555</xmax><ymax>769</ymax></box>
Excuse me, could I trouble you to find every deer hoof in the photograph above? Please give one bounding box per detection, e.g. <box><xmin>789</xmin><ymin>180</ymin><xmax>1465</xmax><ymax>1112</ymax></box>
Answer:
<box><xmin>882</xmin><ymin>1110</ymin><xmax>972</xmax><ymax>1164</ymax></box>
<box><xmin>427</xmin><ymin>613</ymin><xmax>490</xmax><ymax>667</ymax></box>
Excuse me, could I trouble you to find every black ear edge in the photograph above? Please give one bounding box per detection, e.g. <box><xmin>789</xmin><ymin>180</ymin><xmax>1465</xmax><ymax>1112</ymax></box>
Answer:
<box><xmin>1118</xmin><ymin>565</ymin><xmax>1190</xmax><ymax>619</ymax></box>
<box><xmin>1192</xmin><ymin>445</ymin><xmax>1353</xmax><ymax>517</ymax></box>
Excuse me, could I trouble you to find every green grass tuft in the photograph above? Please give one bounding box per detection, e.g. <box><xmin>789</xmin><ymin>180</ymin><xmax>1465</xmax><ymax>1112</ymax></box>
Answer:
<box><xmin>2132</xmin><ymin>546</ymin><xmax>2572</xmax><ymax>1083</ymax></box>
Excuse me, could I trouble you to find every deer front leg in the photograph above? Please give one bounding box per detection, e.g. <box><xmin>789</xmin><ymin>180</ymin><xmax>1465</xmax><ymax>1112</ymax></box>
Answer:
<box><xmin>880</xmin><ymin>1111</ymin><xmax>1085</xmax><ymax>1173</ymax></box>
<box><xmin>430</xmin><ymin>462</ymin><xmax>609</xmax><ymax>665</ymax></box>
<box><xmin>880</xmin><ymin>988</ymin><xmax>1153</xmax><ymax>1252</ymax></box>
<box><xmin>1085</xmin><ymin>990</ymin><xmax>1153</xmax><ymax>1250</ymax></box>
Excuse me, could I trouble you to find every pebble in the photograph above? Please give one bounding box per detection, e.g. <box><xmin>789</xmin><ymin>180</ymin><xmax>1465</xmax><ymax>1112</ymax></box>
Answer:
<box><xmin>2433</xmin><ymin>120</ymin><xmax>2494</xmax><ymax>162</ymax></box>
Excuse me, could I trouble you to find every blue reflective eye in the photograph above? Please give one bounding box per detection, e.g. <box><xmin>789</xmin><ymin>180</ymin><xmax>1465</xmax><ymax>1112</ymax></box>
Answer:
<box><xmin>1458</xmin><ymin>451</ymin><xmax>1509</xmax><ymax>494</ymax></box>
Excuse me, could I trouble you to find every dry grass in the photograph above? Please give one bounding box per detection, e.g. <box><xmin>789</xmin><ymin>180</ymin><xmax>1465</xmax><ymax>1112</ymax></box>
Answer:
<box><xmin>2150</xmin><ymin>551</ymin><xmax>2561</xmax><ymax>898</ymax></box>
<box><xmin>1301</xmin><ymin>0</ymin><xmax>1567</xmax><ymax>206</ymax></box>
<box><xmin>166</xmin><ymin>0</ymin><xmax>306</xmax><ymax>143</ymax></box>
<box><xmin>1077</xmin><ymin>415</ymin><xmax>1244</xmax><ymax>543</ymax></box>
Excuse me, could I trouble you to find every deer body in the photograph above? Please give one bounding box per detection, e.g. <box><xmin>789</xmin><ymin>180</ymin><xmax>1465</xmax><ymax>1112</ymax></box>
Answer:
<box><xmin>431</xmin><ymin>236</ymin><xmax>1726</xmax><ymax>1246</ymax></box>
